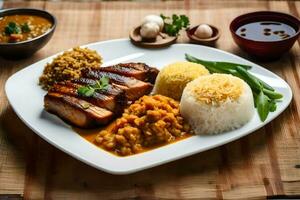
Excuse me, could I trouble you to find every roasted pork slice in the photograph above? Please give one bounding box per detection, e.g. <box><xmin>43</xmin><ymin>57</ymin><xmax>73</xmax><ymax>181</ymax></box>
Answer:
<box><xmin>81</xmin><ymin>70</ymin><xmax>153</xmax><ymax>101</ymax></box>
<box><xmin>44</xmin><ymin>92</ymin><xmax>114</xmax><ymax>128</ymax></box>
<box><xmin>72</xmin><ymin>78</ymin><xmax>124</xmax><ymax>96</ymax></box>
<box><xmin>99</xmin><ymin>63</ymin><xmax>159</xmax><ymax>83</ymax></box>
<box><xmin>50</xmin><ymin>82</ymin><xmax>126</xmax><ymax>113</ymax></box>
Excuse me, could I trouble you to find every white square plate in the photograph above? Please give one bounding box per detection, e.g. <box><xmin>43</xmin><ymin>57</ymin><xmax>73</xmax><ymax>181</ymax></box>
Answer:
<box><xmin>5</xmin><ymin>39</ymin><xmax>292</xmax><ymax>174</ymax></box>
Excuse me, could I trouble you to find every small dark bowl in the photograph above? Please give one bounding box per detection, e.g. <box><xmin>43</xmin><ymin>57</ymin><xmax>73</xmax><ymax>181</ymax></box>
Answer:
<box><xmin>230</xmin><ymin>11</ymin><xmax>300</xmax><ymax>60</ymax></box>
<box><xmin>186</xmin><ymin>24</ymin><xmax>220</xmax><ymax>46</ymax></box>
<box><xmin>0</xmin><ymin>8</ymin><xmax>56</xmax><ymax>59</ymax></box>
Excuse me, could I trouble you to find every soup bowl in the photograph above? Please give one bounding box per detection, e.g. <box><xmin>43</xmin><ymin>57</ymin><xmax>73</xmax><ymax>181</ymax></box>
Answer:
<box><xmin>230</xmin><ymin>11</ymin><xmax>300</xmax><ymax>60</ymax></box>
<box><xmin>0</xmin><ymin>8</ymin><xmax>56</xmax><ymax>59</ymax></box>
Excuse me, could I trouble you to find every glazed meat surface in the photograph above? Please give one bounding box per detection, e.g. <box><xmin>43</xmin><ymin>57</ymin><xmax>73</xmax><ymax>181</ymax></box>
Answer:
<box><xmin>44</xmin><ymin>92</ymin><xmax>114</xmax><ymax>128</ymax></box>
<box><xmin>98</xmin><ymin>63</ymin><xmax>159</xmax><ymax>83</ymax></box>
<box><xmin>44</xmin><ymin>62</ymin><xmax>159</xmax><ymax>128</ymax></box>
<box><xmin>50</xmin><ymin>82</ymin><xmax>126</xmax><ymax>113</ymax></box>
<box><xmin>81</xmin><ymin>69</ymin><xmax>154</xmax><ymax>101</ymax></box>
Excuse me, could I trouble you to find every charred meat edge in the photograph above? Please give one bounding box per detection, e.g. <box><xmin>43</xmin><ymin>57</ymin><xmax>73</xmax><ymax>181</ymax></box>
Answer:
<box><xmin>51</xmin><ymin>81</ymin><xmax>127</xmax><ymax>113</ymax></box>
<box><xmin>98</xmin><ymin>63</ymin><xmax>159</xmax><ymax>83</ymax></box>
<box><xmin>45</xmin><ymin>92</ymin><xmax>114</xmax><ymax>128</ymax></box>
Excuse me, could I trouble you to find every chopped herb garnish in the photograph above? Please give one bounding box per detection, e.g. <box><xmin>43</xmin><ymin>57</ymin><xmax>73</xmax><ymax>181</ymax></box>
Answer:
<box><xmin>160</xmin><ymin>14</ymin><xmax>190</xmax><ymax>36</ymax></box>
<box><xmin>21</xmin><ymin>23</ymin><xmax>31</xmax><ymax>33</ymax></box>
<box><xmin>4</xmin><ymin>22</ymin><xmax>31</xmax><ymax>36</ymax></box>
<box><xmin>78</xmin><ymin>86</ymin><xmax>95</xmax><ymax>97</ymax></box>
<box><xmin>77</xmin><ymin>76</ymin><xmax>109</xmax><ymax>97</ymax></box>
<box><xmin>5</xmin><ymin>22</ymin><xmax>21</xmax><ymax>35</ymax></box>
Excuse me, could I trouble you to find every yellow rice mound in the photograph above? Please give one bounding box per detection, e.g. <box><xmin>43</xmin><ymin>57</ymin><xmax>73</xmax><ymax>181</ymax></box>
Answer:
<box><xmin>153</xmin><ymin>61</ymin><xmax>209</xmax><ymax>100</ymax></box>
<box><xmin>39</xmin><ymin>47</ymin><xmax>102</xmax><ymax>90</ymax></box>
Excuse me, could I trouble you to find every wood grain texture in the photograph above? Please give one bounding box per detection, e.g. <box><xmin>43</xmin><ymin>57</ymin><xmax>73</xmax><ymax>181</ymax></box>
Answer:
<box><xmin>0</xmin><ymin>1</ymin><xmax>299</xmax><ymax>199</ymax></box>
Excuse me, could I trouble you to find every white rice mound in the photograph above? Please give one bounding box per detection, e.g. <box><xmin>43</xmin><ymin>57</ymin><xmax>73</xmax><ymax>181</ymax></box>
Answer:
<box><xmin>180</xmin><ymin>74</ymin><xmax>255</xmax><ymax>135</ymax></box>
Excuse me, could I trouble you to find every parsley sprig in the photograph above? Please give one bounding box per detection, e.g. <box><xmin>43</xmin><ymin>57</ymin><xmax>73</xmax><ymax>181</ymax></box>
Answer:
<box><xmin>5</xmin><ymin>22</ymin><xmax>21</xmax><ymax>35</ymax></box>
<box><xmin>21</xmin><ymin>23</ymin><xmax>31</xmax><ymax>33</ymax></box>
<box><xmin>160</xmin><ymin>14</ymin><xmax>190</xmax><ymax>36</ymax></box>
<box><xmin>77</xmin><ymin>76</ymin><xmax>109</xmax><ymax>97</ymax></box>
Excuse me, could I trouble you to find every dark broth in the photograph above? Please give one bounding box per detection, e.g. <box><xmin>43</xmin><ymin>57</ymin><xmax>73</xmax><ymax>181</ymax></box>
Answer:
<box><xmin>236</xmin><ymin>21</ymin><xmax>296</xmax><ymax>41</ymax></box>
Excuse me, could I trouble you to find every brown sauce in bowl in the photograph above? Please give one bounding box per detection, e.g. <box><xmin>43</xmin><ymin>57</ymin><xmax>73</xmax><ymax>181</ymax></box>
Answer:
<box><xmin>0</xmin><ymin>14</ymin><xmax>52</xmax><ymax>43</ymax></box>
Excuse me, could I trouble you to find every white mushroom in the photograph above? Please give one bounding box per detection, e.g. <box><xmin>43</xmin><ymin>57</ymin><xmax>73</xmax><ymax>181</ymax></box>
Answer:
<box><xmin>140</xmin><ymin>22</ymin><xmax>160</xmax><ymax>39</ymax></box>
<box><xmin>142</xmin><ymin>15</ymin><xmax>164</xmax><ymax>31</ymax></box>
<box><xmin>194</xmin><ymin>24</ymin><xmax>213</xmax><ymax>39</ymax></box>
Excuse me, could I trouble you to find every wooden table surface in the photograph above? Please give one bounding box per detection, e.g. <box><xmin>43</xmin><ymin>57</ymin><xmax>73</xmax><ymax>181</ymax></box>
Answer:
<box><xmin>0</xmin><ymin>1</ymin><xmax>300</xmax><ymax>199</ymax></box>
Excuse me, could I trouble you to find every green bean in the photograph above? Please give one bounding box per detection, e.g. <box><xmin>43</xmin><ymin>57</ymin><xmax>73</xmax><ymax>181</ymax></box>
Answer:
<box><xmin>263</xmin><ymin>88</ymin><xmax>283</xmax><ymax>99</ymax></box>
<box><xmin>246</xmin><ymin>72</ymin><xmax>275</xmax><ymax>91</ymax></box>
<box><xmin>257</xmin><ymin>79</ymin><xmax>274</xmax><ymax>91</ymax></box>
<box><xmin>185</xmin><ymin>54</ymin><xmax>251</xmax><ymax>70</ymax></box>
<box><xmin>256</xmin><ymin>90</ymin><xmax>270</xmax><ymax>121</ymax></box>
<box><xmin>269</xmin><ymin>100</ymin><xmax>277</xmax><ymax>112</ymax></box>
<box><xmin>236</xmin><ymin>66</ymin><xmax>262</xmax><ymax>91</ymax></box>
<box><xmin>186</xmin><ymin>54</ymin><xmax>274</xmax><ymax>90</ymax></box>
<box><xmin>203</xmin><ymin>65</ymin><xmax>223</xmax><ymax>73</ymax></box>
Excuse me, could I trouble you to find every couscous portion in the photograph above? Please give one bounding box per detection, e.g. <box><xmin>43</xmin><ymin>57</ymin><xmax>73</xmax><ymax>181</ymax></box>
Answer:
<box><xmin>39</xmin><ymin>47</ymin><xmax>102</xmax><ymax>90</ymax></box>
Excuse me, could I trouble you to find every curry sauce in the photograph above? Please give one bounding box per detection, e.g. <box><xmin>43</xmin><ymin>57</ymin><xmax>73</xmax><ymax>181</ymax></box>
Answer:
<box><xmin>73</xmin><ymin>95</ymin><xmax>193</xmax><ymax>156</ymax></box>
<box><xmin>74</xmin><ymin>124</ymin><xmax>192</xmax><ymax>156</ymax></box>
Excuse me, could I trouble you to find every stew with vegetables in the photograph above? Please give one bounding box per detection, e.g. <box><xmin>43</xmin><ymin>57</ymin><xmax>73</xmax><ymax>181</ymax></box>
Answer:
<box><xmin>0</xmin><ymin>14</ymin><xmax>52</xmax><ymax>43</ymax></box>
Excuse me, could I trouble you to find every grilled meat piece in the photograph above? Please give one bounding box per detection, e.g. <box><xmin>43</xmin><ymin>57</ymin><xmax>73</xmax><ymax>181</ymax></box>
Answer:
<box><xmin>81</xmin><ymin>70</ymin><xmax>153</xmax><ymax>101</ymax></box>
<box><xmin>50</xmin><ymin>82</ymin><xmax>126</xmax><ymax>113</ymax></box>
<box><xmin>44</xmin><ymin>62</ymin><xmax>159</xmax><ymax>128</ymax></box>
<box><xmin>44</xmin><ymin>92</ymin><xmax>114</xmax><ymax>128</ymax></box>
<box><xmin>99</xmin><ymin>63</ymin><xmax>159</xmax><ymax>83</ymax></box>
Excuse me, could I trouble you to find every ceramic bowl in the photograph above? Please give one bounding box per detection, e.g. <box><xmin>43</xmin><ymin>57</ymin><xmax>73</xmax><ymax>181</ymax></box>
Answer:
<box><xmin>0</xmin><ymin>8</ymin><xmax>57</xmax><ymax>59</ymax></box>
<box><xmin>129</xmin><ymin>26</ymin><xmax>177</xmax><ymax>48</ymax></box>
<box><xmin>230</xmin><ymin>11</ymin><xmax>300</xmax><ymax>60</ymax></box>
<box><xmin>186</xmin><ymin>24</ymin><xmax>220</xmax><ymax>46</ymax></box>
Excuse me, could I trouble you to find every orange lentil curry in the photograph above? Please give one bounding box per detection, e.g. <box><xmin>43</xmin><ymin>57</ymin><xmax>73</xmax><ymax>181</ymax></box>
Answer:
<box><xmin>76</xmin><ymin>95</ymin><xmax>192</xmax><ymax>156</ymax></box>
<box><xmin>0</xmin><ymin>15</ymin><xmax>52</xmax><ymax>43</ymax></box>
